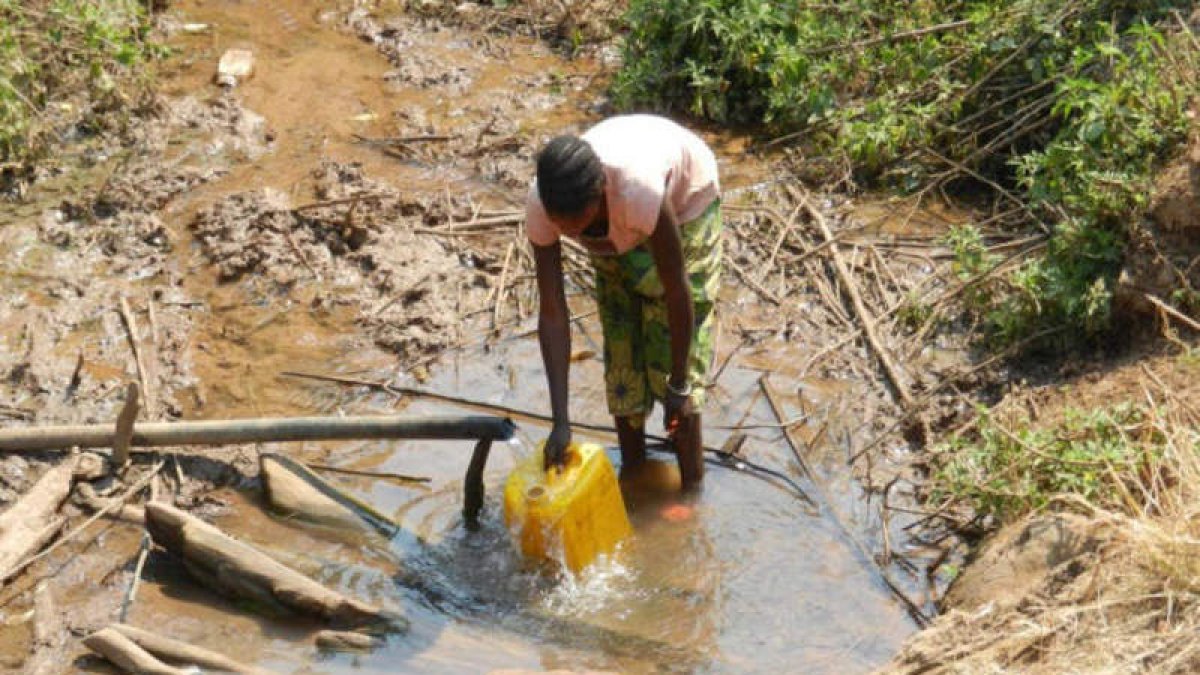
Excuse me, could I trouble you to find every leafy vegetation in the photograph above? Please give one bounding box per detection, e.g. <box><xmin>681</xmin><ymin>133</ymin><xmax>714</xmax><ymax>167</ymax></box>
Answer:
<box><xmin>614</xmin><ymin>0</ymin><xmax>1198</xmax><ymax>346</ymax></box>
<box><xmin>0</xmin><ymin>0</ymin><xmax>159</xmax><ymax>185</ymax></box>
<box><xmin>930</xmin><ymin>403</ymin><xmax>1168</xmax><ymax>523</ymax></box>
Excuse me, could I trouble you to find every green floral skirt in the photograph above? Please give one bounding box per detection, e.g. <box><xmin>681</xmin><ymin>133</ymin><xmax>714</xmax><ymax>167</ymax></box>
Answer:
<box><xmin>589</xmin><ymin>200</ymin><xmax>722</xmax><ymax>423</ymax></box>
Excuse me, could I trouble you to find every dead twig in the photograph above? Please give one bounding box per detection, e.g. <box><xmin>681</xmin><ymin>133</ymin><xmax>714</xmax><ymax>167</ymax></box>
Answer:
<box><xmin>118</xmin><ymin>533</ymin><xmax>151</xmax><ymax>622</ymax></box>
<box><xmin>1144</xmin><ymin>293</ymin><xmax>1200</xmax><ymax>333</ymax></box>
<box><xmin>726</xmin><ymin>257</ymin><xmax>782</xmax><ymax>305</ymax></box>
<box><xmin>760</xmin><ymin>372</ymin><xmax>930</xmax><ymax>626</ymax></box>
<box><xmin>796</xmin><ymin>188</ymin><xmax>923</xmax><ymax>433</ymax></box>
<box><xmin>119</xmin><ymin>297</ymin><xmax>156</xmax><ymax>415</ymax></box>
<box><xmin>493</xmin><ymin>241</ymin><xmax>515</xmax><ymax>332</ymax></box>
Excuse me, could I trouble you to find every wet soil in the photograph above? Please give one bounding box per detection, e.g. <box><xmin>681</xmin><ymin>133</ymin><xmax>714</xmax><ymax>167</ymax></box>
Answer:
<box><xmin>0</xmin><ymin>1</ymin><xmax>994</xmax><ymax>672</ymax></box>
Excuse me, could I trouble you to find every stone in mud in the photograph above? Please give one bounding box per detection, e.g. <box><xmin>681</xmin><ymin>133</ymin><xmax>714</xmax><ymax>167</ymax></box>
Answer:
<box><xmin>216</xmin><ymin>49</ymin><xmax>256</xmax><ymax>88</ymax></box>
<box><xmin>941</xmin><ymin>512</ymin><xmax>1106</xmax><ymax>613</ymax></box>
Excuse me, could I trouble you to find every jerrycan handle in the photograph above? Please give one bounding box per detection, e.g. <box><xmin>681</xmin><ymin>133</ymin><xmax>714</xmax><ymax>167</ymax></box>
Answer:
<box><xmin>545</xmin><ymin>444</ymin><xmax>584</xmax><ymax>483</ymax></box>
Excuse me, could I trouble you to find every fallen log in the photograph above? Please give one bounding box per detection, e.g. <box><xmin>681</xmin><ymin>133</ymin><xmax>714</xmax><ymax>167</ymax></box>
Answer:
<box><xmin>111</xmin><ymin>623</ymin><xmax>273</xmax><ymax>675</ymax></box>
<box><xmin>83</xmin><ymin>627</ymin><xmax>187</xmax><ymax>675</ymax></box>
<box><xmin>144</xmin><ymin>502</ymin><xmax>399</xmax><ymax>628</ymax></box>
<box><xmin>0</xmin><ymin>458</ymin><xmax>75</xmax><ymax>583</ymax></box>
<box><xmin>0</xmin><ymin>414</ymin><xmax>515</xmax><ymax>452</ymax></box>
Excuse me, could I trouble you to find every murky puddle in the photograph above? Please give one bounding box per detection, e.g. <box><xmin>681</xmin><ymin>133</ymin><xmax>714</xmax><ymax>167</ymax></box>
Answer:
<box><xmin>91</xmin><ymin>0</ymin><xmax>923</xmax><ymax>672</ymax></box>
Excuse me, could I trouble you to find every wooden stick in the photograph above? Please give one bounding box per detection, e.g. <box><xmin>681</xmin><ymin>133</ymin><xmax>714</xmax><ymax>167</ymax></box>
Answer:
<box><xmin>84</xmin><ymin>627</ymin><xmax>187</xmax><ymax>675</ymax></box>
<box><xmin>0</xmin><ymin>459</ymin><xmax>76</xmax><ymax>583</ymax></box>
<box><xmin>803</xmin><ymin>19</ymin><xmax>972</xmax><ymax>55</ymax></box>
<box><xmin>113</xmin><ymin>383</ymin><xmax>139</xmax><ymax>469</ymax></box>
<box><xmin>119</xmin><ymin>297</ymin><xmax>156</xmax><ymax>415</ymax></box>
<box><xmin>118</xmin><ymin>533</ymin><xmax>151</xmax><ymax>622</ymax></box>
<box><xmin>797</xmin><ymin>190</ymin><xmax>918</xmax><ymax>415</ymax></box>
<box><xmin>493</xmin><ymin>241</ymin><xmax>515</xmax><ymax>332</ymax></box>
<box><xmin>759</xmin><ymin>375</ymin><xmax>816</xmax><ymax>481</ymax></box>
<box><xmin>147</xmin><ymin>298</ymin><xmax>160</xmax><ymax>346</ymax></box>
<box><xmin>315</xmin><ymin>629</ymin><xmax>382</xmax><ymax>652</ymax></box>
<box><xmin>283</xmin><ymin>228</ymin><xmax>322</xmax><ymax>282</ymax></box>
<box><xmin>727</xmin><ymin>257</ymin><xmax>782</xmax><ymax>305</ymax></box>
<box><xmin>1144</xmin><ymin>293</ymin><xmax>1200</xmax><ymax>332</ymax></box>
<box><xmin>24</xmin><ymin>581</ymin><xmax>63</xmax><ymax>675</ymax></box>
<box><xmin>111</xmin><ymin>623</ymin><xmax>274</xmax><ymax>675</ymax></box>
<box><xmin>352</xmin><ymin>133</ymin><xmax>457</xmax><ymax>145</ymax></box>
<box><xmin>759</xmin><ymin>374</ymin><xmax>929</xmax><ymax>627</ymax></box>
<box><xmin>5</xmin><ymin>462</ymin><xmax>162</xmax><ymax>583</ymax></box>
<box><xmin>306</xmin><ymin>463</ymin><xmax>431</xmax><ymax>484</ymax></box>
<box><xmin>759</xmin><ymin>203</ymin><xmax>804</xmax><ymax>282</ymax></box>
<box><xmin>292</xmin><ymin>194</ymin><xmax>391</xmax><ymax>213</ymax></box>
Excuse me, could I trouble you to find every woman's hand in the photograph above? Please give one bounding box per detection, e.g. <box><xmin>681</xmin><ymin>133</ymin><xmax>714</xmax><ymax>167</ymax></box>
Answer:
<box><xmin>544</xmin><ymin>422</ymin><xmax>572</xmax><ymax>470</ymax></box>
<box><xmin>663</xmin><ymin>383</ymin><xmax>695</xmax><ymax>441</ymax></box>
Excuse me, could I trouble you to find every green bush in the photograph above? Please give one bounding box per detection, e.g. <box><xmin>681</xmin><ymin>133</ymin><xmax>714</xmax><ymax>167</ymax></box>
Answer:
<box><xmin>930</xmin><ymin>403</ymin><xmax>1165</xmax><ymax>523</ymax></box>
<box><xmin>614</xmin><ymin>0</ymin><xmax>1197</xmax><ymax>346</ymax></box>
<box><xmin>0</xmin><ymin>0</ymin><xmax>159</xmax><ymax>178</ymax></box>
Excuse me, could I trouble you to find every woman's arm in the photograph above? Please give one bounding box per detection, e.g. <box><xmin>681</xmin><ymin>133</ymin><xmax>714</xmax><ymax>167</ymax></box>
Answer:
<box><xmin>647</xmin><ymin>198</ymin><xmax>694</xmax><ymax>406</ymax></box>
<box><xmin>533</xmin><ymin>240</ymin><xmax>572</xmax><ymax>467</ymax></box>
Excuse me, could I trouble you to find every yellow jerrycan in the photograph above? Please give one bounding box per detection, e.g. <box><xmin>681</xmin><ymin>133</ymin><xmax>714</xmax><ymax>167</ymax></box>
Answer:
<box><xmin>503</xmin><ymin>441</ymin><xmax>632</xmax><ymax>574</ymax></box>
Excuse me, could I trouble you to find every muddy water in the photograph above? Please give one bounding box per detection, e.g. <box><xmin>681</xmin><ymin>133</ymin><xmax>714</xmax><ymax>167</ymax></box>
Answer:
<box><xmin>242</xmin><ymin>321</ymin><xmax>915</xmax><ymax>673</ymax></box>
<box><xmin>108</xmin><ymin>1</ymin><xmax>919</xmax><ymax>672</ymax></box>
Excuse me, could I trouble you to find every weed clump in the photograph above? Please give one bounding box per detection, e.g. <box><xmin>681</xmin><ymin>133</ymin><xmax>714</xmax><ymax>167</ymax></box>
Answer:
<box><xmin>614</xmin><ymin>0</ymin><xmax>1198</xmax><ymax>347</ymax></box>
<box><xmin>0</xmin><ymin>0</ymin><xmax>160</xmax><ymax>191</ymax></box>
<box><xmin>930</xmin><ymin>403</ymin><xmax>1167</xmax><ymax>524</ymax></box>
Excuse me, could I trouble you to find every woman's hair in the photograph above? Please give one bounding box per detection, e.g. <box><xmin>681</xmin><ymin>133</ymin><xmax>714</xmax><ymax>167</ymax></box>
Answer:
<box><xmin>536</xmin><ymin>135</ymin><xmax>604</xmax><ymax>216</ymax></box>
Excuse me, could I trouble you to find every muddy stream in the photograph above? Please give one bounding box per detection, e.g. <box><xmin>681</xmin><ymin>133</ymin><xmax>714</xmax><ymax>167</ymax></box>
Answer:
<box><xmin>0</xmin><ymin>1</ymin><xmax>965</xmax><ymax>671</ymax></box>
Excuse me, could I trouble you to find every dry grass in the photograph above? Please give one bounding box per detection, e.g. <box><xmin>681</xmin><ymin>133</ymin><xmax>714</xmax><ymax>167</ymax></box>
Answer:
<box><xmin>883</xmin><ymin>376</ymin><xmax>1200</xmax><ymax>674</ymax></box>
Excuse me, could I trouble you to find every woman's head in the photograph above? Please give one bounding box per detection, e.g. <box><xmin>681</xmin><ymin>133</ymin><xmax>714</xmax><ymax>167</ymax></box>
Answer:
<box><xmin>536</xmin><ymin>135</ymin><xmax>604</xmax><ymax>232</ymax></box>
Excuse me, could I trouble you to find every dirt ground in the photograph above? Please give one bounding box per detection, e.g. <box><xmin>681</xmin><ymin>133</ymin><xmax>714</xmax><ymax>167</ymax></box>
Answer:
<box><xmin>1</xmin><ymin>1</ymin><xmax>1196</xmax><ymax>673</ymax></box>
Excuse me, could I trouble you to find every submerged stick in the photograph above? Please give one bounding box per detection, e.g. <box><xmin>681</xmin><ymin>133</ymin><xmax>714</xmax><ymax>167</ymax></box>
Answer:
<box><xmin>306</xmin><ymin>463</ymin><xmax>431</xmax><ymax>484</ymax></box>
<box><xmin>794</xmin><ymin>187</ymin><xmax>929</xmax><ymax>443</ymax></box>
<box><xmin>760</xmin><ymin>373</ymin><xmax>930</xmax><ymax>627</ymax></box>
<box><xmin>118</xmin><ymin>533</ymin><xmax>151</xmax><ymax>622</ymax></box>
